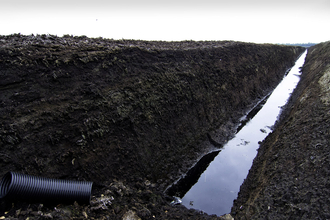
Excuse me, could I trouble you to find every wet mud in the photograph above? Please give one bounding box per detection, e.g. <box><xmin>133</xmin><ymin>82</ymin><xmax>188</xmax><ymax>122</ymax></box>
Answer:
<box><xmin>232</xmin><ymin>41</ymin><xmax>330</xmax><ymax>219</ymax></box>
<box><xmin>0</xmin><ymin>34</ymin><xmax>304</xmax><ymax>219</ymax></box>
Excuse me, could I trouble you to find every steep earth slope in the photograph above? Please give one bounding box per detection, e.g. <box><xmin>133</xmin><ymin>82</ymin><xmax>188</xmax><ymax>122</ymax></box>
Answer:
<box><xmin>232</xmin><ymin>41</ymin><xmax>330</xmax><ymax>219</ymax></box>
<box><xmin>0</xmin><ymin>34</ymin><xmax>304</xmax><ymax>219</ymax></box>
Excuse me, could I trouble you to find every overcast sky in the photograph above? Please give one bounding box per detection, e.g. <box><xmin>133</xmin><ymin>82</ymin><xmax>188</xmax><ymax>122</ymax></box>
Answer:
<box><xmin>0</xmin><ymin>0</ymin><xmax>329</xmax><ymax>43</ymax></box>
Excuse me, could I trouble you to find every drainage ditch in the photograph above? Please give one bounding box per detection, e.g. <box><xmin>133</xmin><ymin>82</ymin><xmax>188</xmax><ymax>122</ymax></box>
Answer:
<box><xmin>166</xmin><ymin>50</ymin><xmax>307</xmax><ymax>216</ymax></box>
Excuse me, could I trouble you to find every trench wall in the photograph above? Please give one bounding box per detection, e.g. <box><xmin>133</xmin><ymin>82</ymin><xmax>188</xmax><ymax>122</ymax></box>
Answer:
<box><xmin>0</xmin><ymin>34</ymin><xmax>304</xmax><ymax>186</ymax></box>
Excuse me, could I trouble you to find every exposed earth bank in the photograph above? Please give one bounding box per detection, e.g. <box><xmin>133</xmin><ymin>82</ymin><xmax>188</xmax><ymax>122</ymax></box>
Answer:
<box><xmin>0</xmin><ymin>34</ymin><xmax>304</xmax><ymax>219</ymax></box>
<box><xmin>232</xmin><ymin>41</ymin><xmax>330</xmax><ymax>219</ymax></box>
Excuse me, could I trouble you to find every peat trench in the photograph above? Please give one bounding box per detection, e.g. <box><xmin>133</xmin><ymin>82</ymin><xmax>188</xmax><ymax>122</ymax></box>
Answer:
<box><xmin>166</xmin><ymin>50</ymin><xmax>307</xmax><ymax>216</ymax></box>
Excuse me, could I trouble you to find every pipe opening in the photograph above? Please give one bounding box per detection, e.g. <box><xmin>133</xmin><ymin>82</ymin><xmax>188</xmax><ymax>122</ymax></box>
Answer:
<box><xmin>0</xmin><ymin>172</ymin><xmax>12</xmax><ymax>199</ymax></box>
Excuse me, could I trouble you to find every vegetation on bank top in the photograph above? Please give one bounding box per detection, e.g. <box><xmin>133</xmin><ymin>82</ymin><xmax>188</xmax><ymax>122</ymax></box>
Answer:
<box><xmin>279</xmin><ymin>42</ymin><xmax>317</xmax><ymax>48</ymax></box>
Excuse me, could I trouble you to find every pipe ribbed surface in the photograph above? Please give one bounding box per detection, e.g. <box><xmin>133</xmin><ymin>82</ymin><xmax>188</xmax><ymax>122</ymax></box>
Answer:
<box><xmin>0</xmin><ymin>172</ymin><xmax>92</xmax><ymax>204</ymax></box>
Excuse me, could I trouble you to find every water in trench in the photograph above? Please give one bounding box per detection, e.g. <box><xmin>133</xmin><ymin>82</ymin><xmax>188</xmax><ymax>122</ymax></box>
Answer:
<box><xmin>167</xmin><ymin>50</ymin><xmax>307</xmax><ymax>216</ymax></box>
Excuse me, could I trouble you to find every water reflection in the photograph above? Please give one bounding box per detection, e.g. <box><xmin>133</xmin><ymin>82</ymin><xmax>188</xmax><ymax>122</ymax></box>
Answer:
<box><xmin>178</xmin><ymin>50</ymin><xmax>307</xmax><ymax>216</ymax></box>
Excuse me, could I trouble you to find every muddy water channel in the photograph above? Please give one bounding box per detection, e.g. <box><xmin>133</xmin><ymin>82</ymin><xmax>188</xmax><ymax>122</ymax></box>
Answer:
<box><xmin>168</xmin><ymin>50</ymin><xmax>307</xmax><ymax>216</ymax></box>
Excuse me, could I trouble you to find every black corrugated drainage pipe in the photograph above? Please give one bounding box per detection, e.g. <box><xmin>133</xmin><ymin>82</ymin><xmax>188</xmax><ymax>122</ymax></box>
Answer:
<box><xmin>0</xmin><ymin>172</ymin><xmax>93</xmax><ymax>204</ymax></box>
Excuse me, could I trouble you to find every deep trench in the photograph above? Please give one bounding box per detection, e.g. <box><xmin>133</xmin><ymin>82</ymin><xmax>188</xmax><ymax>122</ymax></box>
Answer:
<box><xmin>166</xmin><ymin>50</ymin><xmax>307</xmax><ymax>216</ymax></box>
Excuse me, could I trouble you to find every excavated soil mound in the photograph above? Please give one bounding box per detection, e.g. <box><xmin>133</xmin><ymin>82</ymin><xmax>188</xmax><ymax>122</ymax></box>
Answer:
<box><xmin>0</xmin><ymin>34</ymin><xmax>304</xmax><ymax>219</ymax></box>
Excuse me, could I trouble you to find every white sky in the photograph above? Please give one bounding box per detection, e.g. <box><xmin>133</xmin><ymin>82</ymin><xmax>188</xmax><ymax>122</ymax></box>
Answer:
<box><xmin>0</xmin><ymin>0</ymin><xmax>329</xmax><ymax>43</ymax></box>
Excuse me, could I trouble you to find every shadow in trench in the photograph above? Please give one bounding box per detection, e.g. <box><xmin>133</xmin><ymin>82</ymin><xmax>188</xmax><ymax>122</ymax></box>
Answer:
<box><xmin>166</xmin><ymin>150</ymin><xmax>220</xmax><ymax>198</ymax></box>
